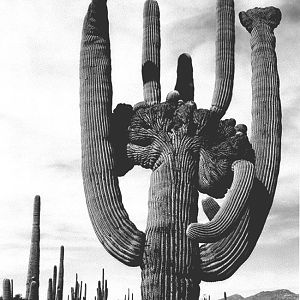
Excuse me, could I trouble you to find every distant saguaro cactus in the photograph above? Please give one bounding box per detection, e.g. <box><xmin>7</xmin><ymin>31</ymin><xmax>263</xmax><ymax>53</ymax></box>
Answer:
<box><xmin>26</xmin><ymin>195</ymin><xmax>40</xmax><ymax>299</ymax></box>
<box><xmin>3</xmin><ymin>279</ymin><xmax>11</xmax><ymax>300</ymax></box>
<box><xmin>47</xmin><ymin>279</ymin><xmax>53</xmax><ymax>300</ymax></box>
<box><xmin>80</xmin><ymin>0</ymin><xmax>282</xmax><ymax>299</ymax></box>
<box><xmin>56</xmin><ymin>246</ymin><xmax>64</xmax><ymax>300</ymax></box>
<box><xmin>52</xmin><ymin>265</ymin><xmax>57</xmax><ymax>300</ymax></box>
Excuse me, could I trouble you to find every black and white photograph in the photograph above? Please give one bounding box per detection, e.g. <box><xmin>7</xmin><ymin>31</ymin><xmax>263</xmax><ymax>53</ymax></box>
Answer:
<box><xmin>0</xmin><ymin>0</ymin><xmax>298</xmax><ymax>299</ymax></box>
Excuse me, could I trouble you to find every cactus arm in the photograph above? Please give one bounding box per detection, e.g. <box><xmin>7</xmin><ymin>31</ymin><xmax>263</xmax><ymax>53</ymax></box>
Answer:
<box><xmin>174</xmin><ymin>53</ymin><xmax>194</xmax><ymax>102</ymax></box>
<box><xmin>197</xmin><ymin>7</ymin><xmax>282</xmax><ymax>282</ymax></box>
<box><xmin>210</xmin><ymin>0</ymin><xmax>235</xmax><ymax>118</ymax></box>
<box><xmin>241</xmin><ymin>7</ymin><xmax>282</xmax><ymax>197</ymax></box>
<box><xmin>80</xmin><ymin>0</ymin><xmax>145</xmax><ymax>266</ymax></box>
<box><xmin>187</xmin><ymin>160</ymin><xmax>254</xmax><ymax>243</ymax></box>
<box><xmin>26</xmin><ymin>195</ymin><xmax>40</xmax><ymax>299</ymax></box>
<box><xmin>142</xmin><ymin>0</ymin><xmax>161</xmax><ymax>105</ymax></box>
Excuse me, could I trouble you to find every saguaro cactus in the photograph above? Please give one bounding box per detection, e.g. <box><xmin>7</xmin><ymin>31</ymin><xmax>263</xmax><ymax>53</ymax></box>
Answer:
<box><xmin>26</xmin><ymin>195</ymin><xmax>40</xmax><ymax>299</ymax></box>
<box><xmin>47</xmin><ymin>279</ymin><xmax>53</xmax><ymax>300</ymax></box>
<box><xmin>3</xmin><ymin>279</ymin><xmax>11</xmax><ymax>300</ymax></box>
<box><xmin>52</xmin><ymin>265</ymin><xmax>57</xmax><ymax>300</ymax></box>
<box><xmin>80</xmin><ymin>0</ymin><xmax>282</xmax><ymax>299</ymax></box>
<box><xmin>56</xmin><ymin>246</ymin><xmax>64</xmax><ymax>300</ymax></box>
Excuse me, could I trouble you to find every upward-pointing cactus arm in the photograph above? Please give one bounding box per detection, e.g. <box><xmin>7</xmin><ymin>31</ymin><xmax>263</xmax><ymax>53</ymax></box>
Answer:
<box><xmin>80</xmin><ymin>0</ymin><xmax>145</xmax><ymax>266</ymax></box>
<box><xmin>210</xmin><ymin>0</ymin><xmax>235</xmax><ymax>118</ymax></box>
<box><xmin>194</xmin><ymin>7</ymin><xmax>282</xmax><ymax>281</ymax></box>
<box><xmin>142</xmin><ymin>0</ymin><xmax>161</xmax><ymax>105</ymax></box>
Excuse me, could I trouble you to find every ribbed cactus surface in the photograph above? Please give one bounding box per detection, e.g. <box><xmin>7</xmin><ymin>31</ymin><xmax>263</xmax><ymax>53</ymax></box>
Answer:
<box><xmin>187</xmin><ymin>160</ymin><xmax>255</xmax><ymax>243</ymax></box>
<box><xmin>26</xmin><ymin>195</ymin><xmax>40</xmax><ymax>299</ymax></box>
<box><xmin>210</xmin><ymin>0</ymin><xmax>235</xmax><ymax>117</ymax></box>
<box><xmin>142</xmin><ymin>0</ymin><xmax>161</xmax><ymax>105</ymax></box>
<box><xmin>80</xmin><ymin>0</ymin><xmax>282</xmax><ymax>298</ymax></box>
<box><xmin>196</xmin><ymin>6</ymin><xmax>282</xmax><ymax>282</ymax></box>
<box><xmin>202</xmin><ymin>197</ymin><xmax>220</xmax><ymax>221</ymax></box>
<box><xmin>80</xmin><ymin>0</ymin><xmax>145</xmax><ymax>267</ymax></box>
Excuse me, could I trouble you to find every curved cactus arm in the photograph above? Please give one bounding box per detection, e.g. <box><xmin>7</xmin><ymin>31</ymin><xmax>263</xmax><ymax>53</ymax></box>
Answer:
<box><xmin>142</xmin><ymin>0</ymin><xmax>161</xmax><ymax>105</ymax></box>
<box><xmin>202</xmin><ymin>197</ymin><xmax>220</xmax><ymax>221</ymax></box>
<box><xmin>240</xmin><ymin>7</ymin><xmax>282</xmax><ymax>197</ymax></box>
<box><xmin>197</xmin><ymin>7</ymin><xmax>282</xmax><ymax>282</ymax></box>
<box><xmin>80</xmin><ymin>0</ymin><xmax>145</xmax><ymax>266</ymax></box>
<box><xmin>174</xmin><ymin>53</ymin><xmax>194</xmax><ymax>102</ymax></box>
<box><xmin>187</xmin><ymin>160</ymin><xmax>254</xmax><ymax>243</ymax></box>
<box><xmin>198</xmin><ymin>180</ymin><xmax>270</xmax><ymax>281</ymax></box>
<box><xmin>210</xmin><ymin>0</ymin><xmax>235</xmax><ymax>118</ymax></box>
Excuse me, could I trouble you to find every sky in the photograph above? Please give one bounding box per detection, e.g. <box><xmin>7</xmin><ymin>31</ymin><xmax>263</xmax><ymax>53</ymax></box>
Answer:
<box><xmin>0</xmin><ymin>0</ymin><xmax>299</xmax><ymax>299</ymax></box>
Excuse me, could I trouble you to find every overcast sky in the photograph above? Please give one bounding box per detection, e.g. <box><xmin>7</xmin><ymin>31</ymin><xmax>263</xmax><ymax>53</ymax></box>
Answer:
<box><xmin>0</xmin><ymin>0</ymin><xmax>299</xmax><ymax>299</ymax></box>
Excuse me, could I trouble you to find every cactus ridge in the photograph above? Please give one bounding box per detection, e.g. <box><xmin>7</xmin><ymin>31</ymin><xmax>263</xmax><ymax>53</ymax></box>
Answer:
<box><xmin>198</xmin><ymin>6</ymin><xmax>282</xmax><ymax>281</ymax></box>
<box><xmin>142</xmin><ymin>0</ymin><xmax>161</xmax><ymax>105</ymax></box>
<box><xmin>210</xmin><ymin>0</ymin><xmax>235</xmax><ymax>118</ymax></box>
<box><xmin>202</xmin><ymin>197</ymin><xmax>220</xmax><ymax>221</ymax></box>
<box><xmin>80</xmin><ymin>0</ymin><xmax>282</xmax><ymax>295</ymax></box>
<box><xmin>80</xmin><ymin>0</ymin><xmax>145</xmax><ymax>266</ymax></box>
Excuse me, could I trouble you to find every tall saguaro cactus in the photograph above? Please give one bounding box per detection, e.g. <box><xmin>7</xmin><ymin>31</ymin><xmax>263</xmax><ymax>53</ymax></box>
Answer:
<box><xmin>56</xmin><ymin>246</ymin><xmax>64</xmax><ymax>300</ymax></box>
<box><xmin>26</xmin><ymin>195</ymin><xmax>40</xmax><ymax>299</ymax></box>
<box><xmin>80</xmin><ymin>0</ymin><xmax>282</xmax><ymax>299</ymax></box>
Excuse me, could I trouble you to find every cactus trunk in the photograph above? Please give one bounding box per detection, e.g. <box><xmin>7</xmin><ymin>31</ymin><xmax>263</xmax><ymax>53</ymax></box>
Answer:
<box><xmin>26</xmin><ymin>195</ymin><xmax>40</xmax><ymax>299</ymax></box>
<box><xmin>141</xmin><ymin>155</ymin><xmax>200</xmax><ymax>299</ymax></box>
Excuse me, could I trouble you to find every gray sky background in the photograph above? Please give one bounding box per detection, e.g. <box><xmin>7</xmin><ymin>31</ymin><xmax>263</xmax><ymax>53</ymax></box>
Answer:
<box><xmin>0</xmin><ymin>0</ymin><xmax>299</xmax><ymax>299</ymax></box>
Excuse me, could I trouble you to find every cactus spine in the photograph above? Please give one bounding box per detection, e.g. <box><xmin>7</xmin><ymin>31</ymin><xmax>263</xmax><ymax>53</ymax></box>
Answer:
<box><xmin>26</xmin><ymin>195</ymin><xmax>40</xmax><ymax>299</ymax></box>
